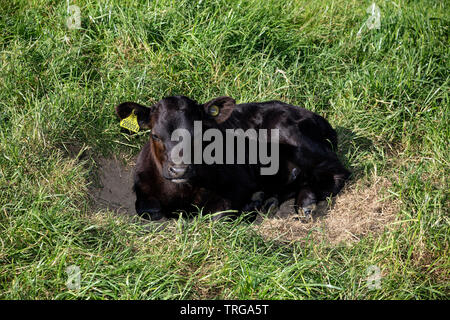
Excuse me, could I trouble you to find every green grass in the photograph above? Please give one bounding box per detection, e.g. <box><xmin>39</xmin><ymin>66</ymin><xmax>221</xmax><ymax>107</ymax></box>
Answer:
<box><xmin>0</xmin><ymin>0</ymin><xmax>448</xmax><ymax>299</ymax></box>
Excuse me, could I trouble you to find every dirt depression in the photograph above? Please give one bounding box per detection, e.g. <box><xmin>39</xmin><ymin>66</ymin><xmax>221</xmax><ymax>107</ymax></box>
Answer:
<box><xmin>91</xmin><ymin>157</ymin><xmax>399</xmax><ymax>245</ymax></box>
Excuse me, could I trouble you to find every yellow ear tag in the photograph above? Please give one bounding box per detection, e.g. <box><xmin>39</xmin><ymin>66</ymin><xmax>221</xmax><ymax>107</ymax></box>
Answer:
<box><xmin>120</xmin><ymin>110</ymin><xmax>140</xmax><ymax>133</ymax></box>
<box><xmin>209</xmin><ymin>105</ymin><xmax>220</xmax><ymax>117</ymax></box>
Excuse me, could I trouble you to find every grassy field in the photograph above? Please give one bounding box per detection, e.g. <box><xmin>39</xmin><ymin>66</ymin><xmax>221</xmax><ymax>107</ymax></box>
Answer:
<box><xmin>0</xmin><ymin>0</ymin><xmax>448</xmax><ymax>299</ymax></box>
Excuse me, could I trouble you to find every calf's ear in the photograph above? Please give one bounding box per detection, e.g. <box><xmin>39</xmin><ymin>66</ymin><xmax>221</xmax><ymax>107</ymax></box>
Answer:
<box><xmin>115</xmin><ymin>102</ymin><xmax>152</xmax><ymax>130</ymax></box>
<box><xmin>202</xmin><ymin>96</ymin><xmax>236</xmax><ymax>124</ymax></box>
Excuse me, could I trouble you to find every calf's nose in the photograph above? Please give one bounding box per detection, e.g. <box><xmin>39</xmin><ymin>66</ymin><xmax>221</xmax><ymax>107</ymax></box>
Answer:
<box><xmin>168</xmin><ymin>165</ymin><xmax>188</xmax><ymax>178</ymax></box>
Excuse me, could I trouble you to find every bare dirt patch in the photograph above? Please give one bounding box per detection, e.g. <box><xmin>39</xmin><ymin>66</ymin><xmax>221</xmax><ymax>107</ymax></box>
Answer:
<box><xmin>89</xmin><ymin>156</ymin><xmax>399</xmax><ymax>245</ymax></box>
<box><xmin>254</xmin><ymin>176</ymin><xmax>400</xmax><ymax>245</ymax></box>
<box><xmin>59</xmin><ymin>142</ymin><xmax>137</xmax><ymax>216</ymax></box>
<box><xmin>90</xmin><ymin>155</ymin><xmax>136</xmax><ymax>216</ymax></box>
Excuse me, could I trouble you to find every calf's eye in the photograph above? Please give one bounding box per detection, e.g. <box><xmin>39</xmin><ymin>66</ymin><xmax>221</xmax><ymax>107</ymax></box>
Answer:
<box><xmin>151</xmin><ymin>134</ymin><xmax>161</xmax><ymax>141</ymax></box>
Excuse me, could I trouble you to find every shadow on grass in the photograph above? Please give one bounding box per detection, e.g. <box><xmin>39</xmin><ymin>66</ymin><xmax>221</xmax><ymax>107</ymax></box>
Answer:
<box><xmin>335</xmin><ymin>126</ymin><xmax>375</xmax><ymax>178</ymax></box>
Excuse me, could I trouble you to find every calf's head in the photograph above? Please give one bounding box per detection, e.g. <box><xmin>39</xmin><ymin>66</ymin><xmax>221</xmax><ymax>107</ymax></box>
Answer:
<box><xmin>116</xmin><ymin>95</ymin><xmax>235</xmax><ymax>183</ymax></box>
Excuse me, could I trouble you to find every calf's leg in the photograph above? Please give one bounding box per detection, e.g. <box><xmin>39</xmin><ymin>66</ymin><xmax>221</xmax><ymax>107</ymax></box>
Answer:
<box><xmin>294</xmin><ymin>186</ymin><xmax>317</xmax><ymax>216</ymax></box>
<box><xmin>134</xmin><ymin>185</ymin><xmax>163</xmax><ymax>220</ymax></box>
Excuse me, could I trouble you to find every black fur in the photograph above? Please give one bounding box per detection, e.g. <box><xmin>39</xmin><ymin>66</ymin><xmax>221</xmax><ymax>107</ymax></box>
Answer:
<box><xmin>115</xmin><ymin>96</ymin><xmax>350</xmax><ymax>220</ymax></box>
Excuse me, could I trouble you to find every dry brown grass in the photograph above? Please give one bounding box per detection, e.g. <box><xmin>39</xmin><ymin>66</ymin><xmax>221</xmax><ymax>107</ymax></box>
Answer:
<box><xmin>255</xmin><ymin>175</ymin><xmax>401</xmax><ymax>245</ymax></box>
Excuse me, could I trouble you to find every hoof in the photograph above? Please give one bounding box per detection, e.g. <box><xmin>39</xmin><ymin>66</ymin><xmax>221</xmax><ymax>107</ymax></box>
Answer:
<box><xmin>262</xmin><ymin>197</ymin><xmax>279</xmax><ymax>214</ymax></box>
<box><xmin>251</xmin><ymin>191</ymin><xmax>265</xmax><ymax>202</ymax></box>
<box><xmin>302</xmin><ymin>203</ymin><xmax>317</xmax><ymax>216</ymax></box>
<box><xmin>137</xmin><ymin>208</ymin><xmax>163</xmax><ymax>221</ymax></box>
<box><xmin>294</xmin><ymin>203</ymin><xmax>317</xmax><ymax>217</ymax></box>
<box><xmin>242</xmin><ymin>191</ymin><xmax>265</xmax><ymax>212</ymax></box>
